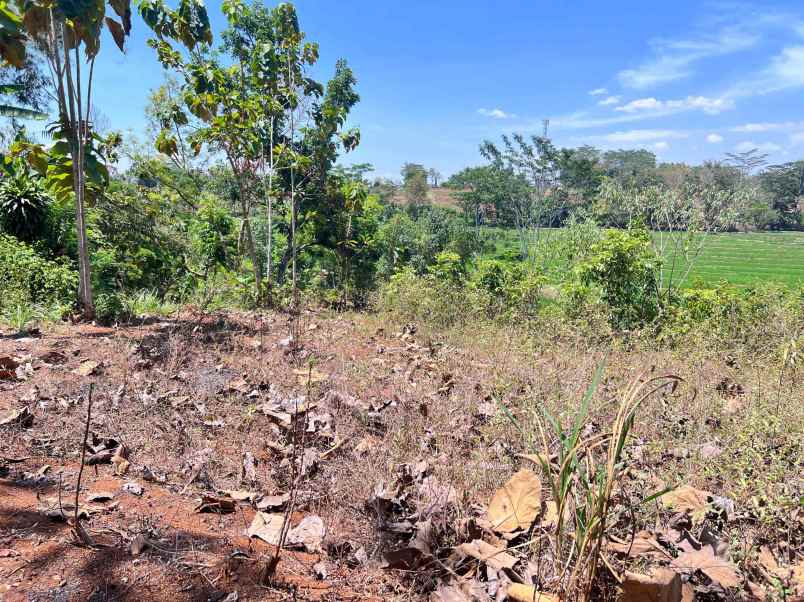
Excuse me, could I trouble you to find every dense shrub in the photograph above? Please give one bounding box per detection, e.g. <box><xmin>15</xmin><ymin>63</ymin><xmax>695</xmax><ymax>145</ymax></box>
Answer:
<box><xmin>0</xmin><ymin>234</ymin><xmax>77</xmax><ymax>310</ymax></box>
<box><xmin>0</xmin><ymin>158</ymin><xmax>51</xmax><ymax>243</ymax></box>
<box><xmin>572</xmin><ymin>228</ymin><xmax>661</xmax><ymax>328</ymax></box>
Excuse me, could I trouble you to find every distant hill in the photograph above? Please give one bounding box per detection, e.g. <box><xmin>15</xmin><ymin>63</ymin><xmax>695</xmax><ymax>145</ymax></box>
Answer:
<box><xmin>390</xmin><ymin>187</ymin><xmax>464</xmax><ymax>210</ymax></box>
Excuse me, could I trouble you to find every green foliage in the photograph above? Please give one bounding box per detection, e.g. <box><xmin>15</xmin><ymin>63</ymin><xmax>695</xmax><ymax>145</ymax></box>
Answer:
<box><xmin>573</xmin><ymin>228</ymin><xmax>661</xmax><ymax>328</ymax></box>
<box><xmin>0</xmin><ymin>233</ymin><xmax>77</xmax><ymax>310</ymax></box>
<box><xmin>759</xmin><ymin>161</ymin><xmax>804</xmax><ymax>229</ymax></box>
<box><xmin>428</xmin><ymin>250</ymin><xmax>464</xmax><ymax>283</ymax></box>
<box><xmin>120</xmin><ymin>289</ymin><xmax>171</xmax><ymax>318</ymax></box>
<box><xmin>188</xmin><ymin>197</ymin><xmax>236</xmax><ymax>277</ymax></box>
<box><xmin>94</xmin><ymin>291</ymin><xmax>124</xmax><ymax>323</ymax></box>
<box><xmin>0</xmin><ymin>155</ymin><xmax>51</xmax><ymax>242</ymax></box>
<box><xmin>401</xmin><ymin>162</ymin><xmax>428</xmax><ymax>206</ymax></box>
<box><xmin>470</xmin><ymin>259</ymin><xmax>546</xmax><ymax>320</ymax></box>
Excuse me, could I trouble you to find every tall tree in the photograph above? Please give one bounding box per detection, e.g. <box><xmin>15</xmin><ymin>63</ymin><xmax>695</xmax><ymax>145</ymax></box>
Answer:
<box><xmin>401</xmin><ymin>162</ymin><xmax>428</xmax><ymax>207</ymax></box>
<box><xmin>0</xmin><ymin>0</ymin><xmax>210</xmax><ymax>317</ymax></box>
<box><xmin>760</xmin><ymin>161</ymin><xmax>804</xmax><ymax>229</ymax></box>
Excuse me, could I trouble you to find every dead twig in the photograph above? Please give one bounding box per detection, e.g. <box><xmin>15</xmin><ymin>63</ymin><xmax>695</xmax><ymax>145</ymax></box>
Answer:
<box><xmin>73</xmin><ymin>383</ymin><xmax>95</xmax><ymax>547</ymax></box>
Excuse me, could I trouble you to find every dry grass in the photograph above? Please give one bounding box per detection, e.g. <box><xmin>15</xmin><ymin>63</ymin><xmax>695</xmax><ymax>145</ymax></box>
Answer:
<box><xmin>0</xmin><ymin>305</ymin><xmax>801</xmax><ymax>600</ymax></box>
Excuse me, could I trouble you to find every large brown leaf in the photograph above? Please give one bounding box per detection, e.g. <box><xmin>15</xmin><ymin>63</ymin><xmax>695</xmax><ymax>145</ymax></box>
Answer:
<box><xmin>457</xmin><ymin>539</ymin><xmax>517</xmax><ymax>571</ymax></box>
<box><xmin>622</xmin><ymin>568</ymin><xmax>682</xmax><ymax>602</ymax></box>
<box><xmin>487</xmin><ymin>469</ymin><xmax>541</xmax><ymax>534</ymax></box>
<box><xmin>672</xmin><ymin>546</ymin><xmax>741</xmax><ymax>589</ymax></box>
<box><xmin>661</xmin><ymin>485</ymin><xmax>711</xmax><ymax>524</ymax></box>
<box><xmin>507</xmin><ymin>584</ymin><xmax>559</xmax><ymax>602</ymax></box>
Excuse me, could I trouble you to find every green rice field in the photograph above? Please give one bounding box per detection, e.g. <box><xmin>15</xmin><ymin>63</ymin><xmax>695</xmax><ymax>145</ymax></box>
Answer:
<box><xmin>485</xmin><ymin>228</ymin><xmax>804</xmax><ymax>288</ymax></box>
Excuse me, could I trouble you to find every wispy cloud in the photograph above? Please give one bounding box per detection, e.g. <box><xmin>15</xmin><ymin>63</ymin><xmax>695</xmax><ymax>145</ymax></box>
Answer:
<box><xmin>730</xmin><ymin>121</ymin><xmax>804</xmax><ymax>132</ymax></box>
<box><xmin>706</xmin><ymin>133</ymin><xmax>724</xmax><ymax>143</ymax></box>
<box><xmin>618</xmin><ymin>23</ymin><xmax>759</xmax><ymax>89</ymax></box>
<box><xmin>653</xmin><ymin>141</ymin><xmax>669</xmax><ymax>151</ymax></box>
<box><xmin>615</xmin><ymin>95</ymin><xmax>734</xmax><ymax>115</ymax></box>
<box><xmin>735</xmin><ymin>140</ymin><xmax>782</xmax><ymax>153</ymax></box>
<box><xmin>590</xmin><ymin>129</ymin><xmax>689</xmax><ymax>144</ymax></box>
<box><xmin>725</xmin><ymin>45</ymin><xmax>804</xmax><ymax>98</ymax></box>
<box><xmin>589</xmin><ymin>88</ymin><xmax>608</xmax><ymax>96</ymax></box>
<box><xmin>477</xmin><ymin>108</ymin><xmax>516</xmax><ymax>119</ymax></box>
<box><xmin>598</xmin><ymin>95</ymin><xmax>620</xmax><ymax>106</ymax></box>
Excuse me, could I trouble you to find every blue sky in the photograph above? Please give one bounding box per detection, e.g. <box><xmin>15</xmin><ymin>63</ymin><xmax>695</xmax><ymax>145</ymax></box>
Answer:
<box><xmin>85</xmin><ymin>0</ymin><xmax>804</xmax><ymax>180</ymax></box>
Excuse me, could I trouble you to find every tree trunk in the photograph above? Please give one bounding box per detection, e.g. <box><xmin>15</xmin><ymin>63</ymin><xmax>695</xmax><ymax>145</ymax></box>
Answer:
<box><xmin>62</xmin><ymin>35</ymin><xmax>94</xmax><ymax>318</ymax></box>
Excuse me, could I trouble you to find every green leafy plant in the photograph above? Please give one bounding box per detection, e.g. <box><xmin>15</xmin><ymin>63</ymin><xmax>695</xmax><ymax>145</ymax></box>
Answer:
<box><xmin>1</xmin><ymin>301</ymin><xmax>40</xmax><ymax>334</ymax></box>
<box><xmin>501</xmin><ymin>365</ymin><xmax>681</xmax><ymax>599</ymax></box>
<box><xmin>0</xmin><ymin>233</ymin><xmax>77</xmax><ymax>310</ymax></box>
<box><xmin>574</xmin><ymin>228</ymin><xmax>661</xmax><ymax>328</ymax></box>
<box><xmin>0</xmin><ymin>156</ymin><xmax>51</xmax><ymax>242</ymax></box>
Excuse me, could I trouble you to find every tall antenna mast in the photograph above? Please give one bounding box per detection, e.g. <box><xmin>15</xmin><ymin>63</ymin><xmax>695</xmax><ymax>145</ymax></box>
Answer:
<box><xmin>542</xmin><ymin>118</ymin><xmax>550</xmax><ymax>138</ymax></box>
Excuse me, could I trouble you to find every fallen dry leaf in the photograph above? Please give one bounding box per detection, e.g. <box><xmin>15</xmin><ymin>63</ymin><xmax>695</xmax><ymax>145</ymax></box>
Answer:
<box><xmin>672</xmin><ymin>546</ymin><xmax>741</xmax><ymax>589</ymax></box>
<box><xmin>622</xmin><ymin>568</ymin><xmax>682</xmax><ymax>602</ymax></box>
<box><xmin>256</xmin><ymin>493</ymin><xmax>290</xmax><ymax>510</ymax></box>
<box><xmin>607</xmin><ymin>531</ymin><xmax>670</xmax><ymax>559</ymax></box>
<box><xmin>247</xmin><ymin>512</ymin><xmax>285</xmax><ymax>545</ymax></box>
<box><xmin>507</xmin><ymin>584</ymin><xmax>559</xmax><ymax>602</ymax></box>
<box><xmin>224</xmin><ymin>489</ymin><xmax>258</xmax><ymax>502</ymax></box>
<box><xmin>0</xmin><ymin>406</ymin><xmax>33</xmax><ymax>428</ymax></box>
<box><xmin>758</xmin><ymin>546</ymin><xmax>788</xmax><ymax>580</ymax></box>
<box><xmin>661</xmin><ymin>485</ymin><xmax>711</xmax><ymax>524</ymax></box>
<box><xmin>293</xmin><ymin>368</ymin><xmax>328</xmax><ymax>383</ymax></box>
<box><xmin>0</xmin><ymin>356</ymin><xmax>19</xmax><ymax>380</ymax></box>
<box><xmin>286</xmin><ymin>515</ymin><xmax>325</xmax><ymax>552</ymax></box>
<box><xmin>487</xmin><ymin>469</ymin><xmax>541</xmax><ymax>534</ymax></box>
<box><xmin>457</xmin><ymin>539</ymin><xmax>517</xmax><ymax>571</ymax></box>
<box><xmin>73</xmin><ymin>360</ymin><xmax>100</xmax><ymax>376</ymax></box>
<box><xmin>130</xmin><ymin>534</ymin><xmax>150</xmax><ymax>556</ymax></box>
<box><xmin>195</xmin><ymin>494</ymin><xmax>236</xmax><ymax>514</ymax></box>
<box><xmin>542</xmin><ymin>501</ymin><xmax>559</xmax><ymax>529</ymax></box>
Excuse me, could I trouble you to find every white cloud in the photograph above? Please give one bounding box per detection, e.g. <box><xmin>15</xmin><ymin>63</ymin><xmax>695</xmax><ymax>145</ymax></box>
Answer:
<box><xmin>726</xmin><ymin>46</ymin><xmax>804</xmax><ymax>98</ymax></box>
<box><xmin>618</xmin><ymin>24</ymin><xmax>759</xmax><ymax>89</ymax></box>
<box><xmin>477</xmin><ymin>108</ymin><xmax>515</xmax><ymax>119</ymax></box>
<box><xmin>731</xmin><ymin>122</ymin><xmax>786</xmax><ymax>132</ymax></box>
<box><xmin>766</xmin><ymin>46</ymin><xmax>804</xmax><ymax>89</ymax></box>
<box><xmin>731</xmin><ymin>121</ymin><xmax>804</xmax><ymax>133</ymax></box>
<box><xmin>615</xmin><ymin>97</ymin><xmax>663</xmax><ymax>112</ymax></box>
<box><xmin>598</xmin><ymin>95</ymin><xmax>620</xmax><ymax>106</ymax></box>
<box><xmin>653</xmin><ymin>141</ymin><xmax>669</xmax><ymax>150</ymax></box>
<box><xmin>589</xmin><ymin>88</ymin><xmax>608</xmax><ymax>96</ymax></box>
<box><xmin>615</xmin><ymin>95</ymin><xmax>734</xmax><ymax>115</ymax></box>
<box><xmin>735</xmin><ymin>141</ymin><xmax>782</xmax><ymax>153</ymax></box>
<box><xmin>706</xmin><ymin>133</ymin><xmax>724</xmax><ymax>143</ymax></box>
<box><xmin>596</xmin><ymin>129</ymin><xmax>688</xmax><ymax>144</ymax></box>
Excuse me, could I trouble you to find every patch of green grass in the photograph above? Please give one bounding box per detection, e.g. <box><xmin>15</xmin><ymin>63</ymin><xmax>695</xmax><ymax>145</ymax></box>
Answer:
<box><xmin>481</xmin><ymin>227</ymin><xmax>804</xmax><ymax>288</ymax></box>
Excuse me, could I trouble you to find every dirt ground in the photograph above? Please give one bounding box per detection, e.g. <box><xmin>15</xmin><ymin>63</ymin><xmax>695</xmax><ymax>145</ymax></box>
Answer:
<box><xmin>0</xmin><ymin>309</ymin><xmax>801</xmax><ymax>601</ymax></box>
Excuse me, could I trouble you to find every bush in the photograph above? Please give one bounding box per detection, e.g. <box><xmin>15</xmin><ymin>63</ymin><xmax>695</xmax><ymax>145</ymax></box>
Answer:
<box><xmin>0</xmin><ymin>234</ymin><xmax>77</xmax><ymax>311</ymax></box>
<box><xmin>94</xmin><ymin>291</ymin><xmax>125</xmax><ymax>324</ymax></box>
<box><xmin>573</xmin><ymin>228</ymin><xmax>660</xmax><ymax>329</ymax></box>
<box><xmin>0</xmin><ymin>158</ymin><xmax>51</xmax><ymax>243</ymax></box>
<box><xmin>378</xmin><ymin>267</ymin><xmax>467</xmax><ymax>326</ymax></box>
<box><xmin>470</xmin><ymin>259</ymin><xmax>546</xmax><ymax>320</ymax></box>
<box><xmin>428</xmin><ymin>251</ymin><xmax>465</xmax><ymax>283</ymax></box>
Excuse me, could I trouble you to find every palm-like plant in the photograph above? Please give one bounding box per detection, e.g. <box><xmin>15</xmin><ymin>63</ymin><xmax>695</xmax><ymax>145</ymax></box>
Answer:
<box><xmin>0</xmin><ymin>157</ymin><xmax>50</xmax><ymax>241</ymax></box>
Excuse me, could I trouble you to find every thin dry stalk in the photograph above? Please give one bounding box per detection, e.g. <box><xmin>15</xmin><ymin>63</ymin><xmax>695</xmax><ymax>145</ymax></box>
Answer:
<box><xmin>73</xmin><ymin>383</ymin><xmax>95</xmax><ymax>546</ymax></box>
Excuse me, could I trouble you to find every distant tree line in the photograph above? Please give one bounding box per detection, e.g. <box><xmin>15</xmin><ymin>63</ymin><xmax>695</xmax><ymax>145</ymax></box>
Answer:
<box><xmin>442</xmin><ymin>137</ymin><xmax>803</xmax><ymax>233</ymax></box>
